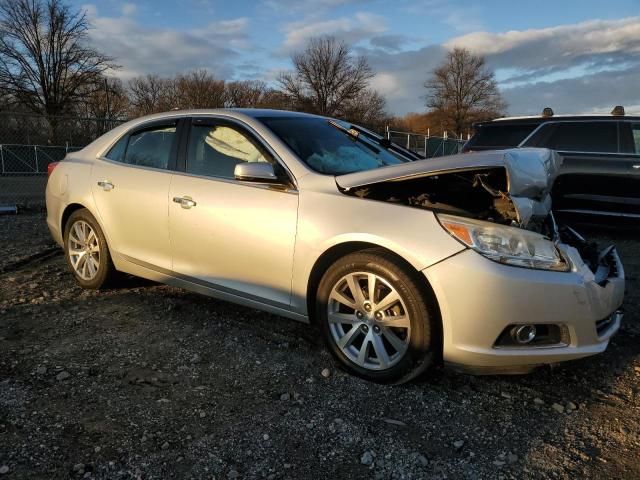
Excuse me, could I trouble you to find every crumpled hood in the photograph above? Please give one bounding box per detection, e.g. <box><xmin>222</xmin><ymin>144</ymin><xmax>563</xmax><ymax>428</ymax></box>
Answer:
<box><xmin>336</xmin><ymin>148</ymin><xmax>561</xmax><ymax>195</ymax></box>
<box><xmin>336</xmin><ymin>148</ymin><xmax>563</xmax><ymax>226</ymax></box>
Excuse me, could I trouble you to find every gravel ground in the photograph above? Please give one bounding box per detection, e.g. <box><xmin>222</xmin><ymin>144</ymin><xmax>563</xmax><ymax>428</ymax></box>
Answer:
<box><xmin>0</xmin><ymin>213</ymin><xmax>639</xmax><ymax>479</ymax></box>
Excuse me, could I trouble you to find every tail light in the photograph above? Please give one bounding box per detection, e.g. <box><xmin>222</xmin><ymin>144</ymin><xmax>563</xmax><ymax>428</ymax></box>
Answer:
<box><xmin>47</xmin><ymin>162</ymin><xmax>60</xmax><ymax>178</ymax></box>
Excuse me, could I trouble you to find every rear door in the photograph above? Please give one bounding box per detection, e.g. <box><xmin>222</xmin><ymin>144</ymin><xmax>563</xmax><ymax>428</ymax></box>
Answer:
<box><xmin>525</xmin><ymin>121</ymin><xmax>640</xmax><ymax>217</ymax></box>
<box><xmin>91</xmin><ymin>119</ymin><xmax>181</xmax><ymax>270</ymax></box>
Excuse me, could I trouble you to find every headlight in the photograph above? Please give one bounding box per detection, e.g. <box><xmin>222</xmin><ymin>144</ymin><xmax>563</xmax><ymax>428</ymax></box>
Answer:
<box><xmin>436</xmin><ymin>213</ymin><xmax>569</xmax><ymax>272</ymax></box>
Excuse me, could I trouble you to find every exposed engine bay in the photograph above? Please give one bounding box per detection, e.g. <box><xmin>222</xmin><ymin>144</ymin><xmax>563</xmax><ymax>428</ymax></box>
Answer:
<box><xmin>346</xmin><ymin>166</ymin><xmax>544</xmax><ymax>226</ymax></box>
<box><xmin>341</xmin><ymin>165</ymin><xmax>561</xmax><ymax>241</ymax></box>
<box><xmin>336</xmin><ymin>148</ymin><xmax>562</xmax><ymax>233</ymax></box>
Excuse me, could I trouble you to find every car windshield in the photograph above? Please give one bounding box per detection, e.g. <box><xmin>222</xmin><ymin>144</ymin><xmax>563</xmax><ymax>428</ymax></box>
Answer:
<box><xmin>258</xmin><ymin>116</ymin><xmax>408</xmax><ymax>174</ymax></box>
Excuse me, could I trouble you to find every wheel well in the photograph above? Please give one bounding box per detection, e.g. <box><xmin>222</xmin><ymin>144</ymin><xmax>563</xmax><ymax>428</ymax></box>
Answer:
<box><xmin>61</xmin><ymin>203</ymin><xmax>86</xmax><ymax>234</ymax></box>
<box><xmin>306</xmin><ymin>242</ymin><xmax>443</xmax><ymax>355</ymax></box>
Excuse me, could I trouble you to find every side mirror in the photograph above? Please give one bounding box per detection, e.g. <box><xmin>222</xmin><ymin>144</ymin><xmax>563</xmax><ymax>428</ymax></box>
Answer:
<box><xmin>234</xmin><ymin>162</ymin><xmax>279</xmax><ymax>183</ymax></box>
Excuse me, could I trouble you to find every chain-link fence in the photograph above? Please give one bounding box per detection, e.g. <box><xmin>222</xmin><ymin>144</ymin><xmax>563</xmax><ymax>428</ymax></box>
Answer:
<box><xmin>0</xmin><ymin>112</ymin><xmax>126</xmax><ymax>209</ymax></box>
<box><xmin>386</xmin><ymin>128</ymin><xmax>465</xmax><ymax>158</ymax></box>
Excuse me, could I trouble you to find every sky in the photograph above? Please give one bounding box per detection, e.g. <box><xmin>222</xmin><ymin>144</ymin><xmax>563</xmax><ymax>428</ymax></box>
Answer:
<box><xmin>74</xmin><ymin>0</ymin><xmax>640</xmax><ymax>116</ymax></box>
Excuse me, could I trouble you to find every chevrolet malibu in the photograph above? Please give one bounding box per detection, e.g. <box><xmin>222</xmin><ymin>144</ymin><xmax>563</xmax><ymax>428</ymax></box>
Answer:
<box><xmin>45</xmin><ymin>109</ymin><xmax>625</xmax><ymax>383</ymax></box>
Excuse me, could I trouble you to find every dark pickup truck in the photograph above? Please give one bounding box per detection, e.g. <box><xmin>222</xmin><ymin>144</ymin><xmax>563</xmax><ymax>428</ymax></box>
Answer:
<box><xmin>463</xmin><ymin>107</ymin><xmax>640</xmax><ymax>222</ymax></box>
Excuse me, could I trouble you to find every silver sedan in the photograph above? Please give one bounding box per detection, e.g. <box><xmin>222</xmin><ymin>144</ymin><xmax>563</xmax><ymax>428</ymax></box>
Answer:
<box><xmin>45</xmin><ymin>109</ymin><xmax>625</xmax><ymax>383</ymax></box>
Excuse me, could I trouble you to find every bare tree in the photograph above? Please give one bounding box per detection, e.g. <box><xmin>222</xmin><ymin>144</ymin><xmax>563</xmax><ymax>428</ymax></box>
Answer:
<box><xmin>129</xmin><ymin>70</ymin><xmax>226</xmax><ymax>116</ymax></box>
<box><xmin>424</xmin><ymin>48</ymin><xmax>506</xmax><ymax>136</ymax></box>
<box><xmin>225</xmin><ymin>80</ymin><xmax>267</xmax><ymax>108</ymax></box>
<box><xmin>0</xmin><ymin>0</ymin><xmax>115</xmax><ymax>137</ymax></box>
<box><xmin>279</xmin><ymin>36</ymin><xmax>374</xmax><ymax>117</ymax></box>
<box><xmin>257</xmin><ymin>88</ymin><xmax>293</xmax><ymax>111</ymax></box>
<box><xmin>174</xmin><ymin>69</ymin><xmax>225</xmax><ymax>109</ymax></box>
<box><xmin>128</xmin><ymin>74</ymin><xmax>176</xmax><ymax>116</ymax></box>
<box><xmin>77</xmin><ymin>77</ymin><xmax>129</xmax><ymax>120</ymax></box>
<box><xmin>342</xmin><ymin>89</ymin><xmax>388</xmax><ymax>131</ymax></box>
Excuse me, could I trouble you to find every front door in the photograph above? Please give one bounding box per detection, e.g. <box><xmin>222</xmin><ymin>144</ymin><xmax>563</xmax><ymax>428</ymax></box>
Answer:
<box><xmin>168</xmin><ymin>118</ymin><xmax>298</xmax><ymax>308</ymax></box>
<box><xmin>91</xmin><ymin>120</ymin><xmax>179</xmax><ymax>270</ymax></box>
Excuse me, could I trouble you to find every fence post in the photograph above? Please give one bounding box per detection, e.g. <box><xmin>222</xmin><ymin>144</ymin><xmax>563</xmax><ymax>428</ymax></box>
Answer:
<box><xmin>424</xmin><ymin>136</ymin><xmax>427</xmax><ymax>157</ymax></box>
<box><xmin>0</xmin><ymin>145</ymin><xmax>4</xmax><ymax>174</ymax></box>
<box><xmin>385</xmin><ymin>125</ymin><xmax>390</xmax><ymax>140</ymax></box>
<box><xmin>406</xmin><ymin>134</ymin><xmax>410</xmax><ymax>150</ymax></box>
<box><xmin>34</xmin><ymin>145</ymin><xmax>38</xmax><ymax>173</ymax></box>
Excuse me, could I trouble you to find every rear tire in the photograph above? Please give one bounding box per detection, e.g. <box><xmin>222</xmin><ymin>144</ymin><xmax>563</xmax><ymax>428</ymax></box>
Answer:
<box><xmin>317</xmin><ymin>249</ymin><xmax>437</xmax><ymax>384</ymax></box>
<box><xmin>63</xmin><ymin>208</ymin><xmax>117</xmax><ymax>289</ymax></box>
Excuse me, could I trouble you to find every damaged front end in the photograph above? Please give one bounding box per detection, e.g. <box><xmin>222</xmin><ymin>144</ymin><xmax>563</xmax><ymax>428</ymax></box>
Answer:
<box><xmin>336</xmin><ymin>148</ymin><xmax>624</xmax><ymax>279</ymax></box>
<box><xmin>337</xmin><ymin>148</ymin><xmax>562</xmax><ymax>238</ymax></box>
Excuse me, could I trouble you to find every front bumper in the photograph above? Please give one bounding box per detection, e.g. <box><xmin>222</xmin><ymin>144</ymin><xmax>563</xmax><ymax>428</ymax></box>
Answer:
<box><xmin>423</xmin><ymin>244</ymin><xmax>624</xmax><ymax>373</ymax></box>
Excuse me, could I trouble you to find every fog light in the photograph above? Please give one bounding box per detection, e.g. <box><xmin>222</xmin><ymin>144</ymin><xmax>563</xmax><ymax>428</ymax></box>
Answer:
<box><xmin>494</xmin><ymin>324</ymin><xmax>569</xmax><ymax>348</ymax></box>
<box><xmin>511</xmin><ymin>324</ymin><xmax>537</xmax><ymax>344</ymax></box>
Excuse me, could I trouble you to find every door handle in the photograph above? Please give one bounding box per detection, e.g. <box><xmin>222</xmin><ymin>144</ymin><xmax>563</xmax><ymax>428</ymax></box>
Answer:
<box><xmin>633</xmin><ymin>165</ymin><xmax>640</xmax><ymax>169</ymax></box>
<box><xmin>173</xmin><ymin>196</ymin><xmax>197</xmax><ymax>209</ymax></box>
<box><xmin>97</xmin><ymin>180</ymin><xmax>114</xmax><ymax>191</ymax></box>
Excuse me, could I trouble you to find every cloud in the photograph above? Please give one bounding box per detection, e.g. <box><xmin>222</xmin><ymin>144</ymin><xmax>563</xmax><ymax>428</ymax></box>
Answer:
<box><xmin>502</xmin><ymin>63</ymin><xmax>640</xmax><ymax>115</ymax></box>
<box><xmin>364</xmin><ymin>45</ymin><xmax>447</xmax><ymax>114</ymax></box>
<box><xmin>360</xmin><ymin>16</ymin><xmax>640</xmax><ymax>115</ymax></box>
<box><xmin>281</xmin><ymin>12</ymin><xmax>386</xmax><ymax>51</ymax></box>
<box><xmin>263</xmin><ymin>0</ymin><xmax>363</xmax><ymax>13</ymax></box>
<box><xmin>87</xmin><ymin>14</ymin><xmax>251</xmax><ymax>79</ymax></box>
<box><xmin>444</xmin><ymin>17</ymin><xmax>640</xmax><ymax>76</ymax></box>
<box><xmin>80</xmin><ymin>3</ymin><xmax>97</xmax><ymax>18</ymax></box>
<box><xmin>369</xmin><ymin>34</ymin><xmax>410</xmax><ymax>52</ymax></box>
<box><xmin>121</xmin><ymin>3</ymin><xmax>136</xmax><ymax>16</ymax></box>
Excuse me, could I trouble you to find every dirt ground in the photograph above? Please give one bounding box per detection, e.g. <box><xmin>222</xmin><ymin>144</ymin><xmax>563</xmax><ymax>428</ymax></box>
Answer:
<box><xmin>1</xmin><ymin>212</ymin><xmax>639</xmax><ymax>479</ymax></box>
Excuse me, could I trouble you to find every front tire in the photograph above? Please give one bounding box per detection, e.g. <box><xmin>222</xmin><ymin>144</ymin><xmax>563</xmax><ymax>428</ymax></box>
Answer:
<box><xmin>64</xmin><ymin>208</ymin><xmax>117</xmax><ymax>289</ymax></box>
<box><xmin>317</xmin><ymin>249</ymin><xmax>437</xmax><ymax>384</ymax></box>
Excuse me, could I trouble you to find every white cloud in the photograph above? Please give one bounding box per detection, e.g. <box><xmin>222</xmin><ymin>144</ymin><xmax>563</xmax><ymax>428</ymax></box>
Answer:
<box><xmin>121</xmin><ymin>3</ymin><xmax>136</xmax><ymax>16</ymax></box>
<box><xmin>88</xmin><ymin>14</ymin><xmax>251</xmax><ymax>79</ymax></box>
<box><xmin>444</xmin><ymin>17</ymin><xmax>640</xmax><ymax>73</ymax></box>
<box><xmin>81</xmin><ymin>3</ymin><xmax>97</xmax><ymax>18</ymax></box>
<box><xmin>281</xmin><ymin>12</ymin><xmax>386</xmax><ymax>51</ymax></box>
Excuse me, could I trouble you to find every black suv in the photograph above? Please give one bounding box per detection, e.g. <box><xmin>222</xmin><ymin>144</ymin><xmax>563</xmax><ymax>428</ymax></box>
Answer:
<box><xmin>463</xmin><ymin>107</ymin><xmax>640</xmax><ymax>221</ymax></box>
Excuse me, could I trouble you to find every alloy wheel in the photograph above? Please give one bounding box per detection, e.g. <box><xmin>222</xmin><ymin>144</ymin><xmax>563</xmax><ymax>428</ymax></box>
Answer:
<box><xmin>67</xmin><ymin>220</ymin><xmax>101</xmax><ymax>281</ymax></box>
<box><xmin>327</xmin><ymin>271</ymin><xmax>411</xmax><ymax>370</ymax></box>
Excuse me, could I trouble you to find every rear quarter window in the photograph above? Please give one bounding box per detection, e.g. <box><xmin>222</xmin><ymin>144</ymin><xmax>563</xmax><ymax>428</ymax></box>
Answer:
<box><xmin>105</xmin><ymin>136</ymin><xmax>127</xmax><ymax>162</ymax></box>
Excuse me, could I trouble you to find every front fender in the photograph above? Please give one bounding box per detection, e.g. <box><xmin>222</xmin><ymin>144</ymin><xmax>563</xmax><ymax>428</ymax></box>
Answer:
<box><xmin>289</xmin><ymin>190</ymin><xmax>465</xmax><ymax>315</ymax></box>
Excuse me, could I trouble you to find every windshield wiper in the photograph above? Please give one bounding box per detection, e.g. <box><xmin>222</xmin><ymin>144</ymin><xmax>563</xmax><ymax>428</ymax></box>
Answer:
<box><xmin>327</xmin><ymin>120</ymin><xmax>382</xmax><ymax>155</ymax></box>
<box><xmin>329</xmin><ymin>120</ymin><xmax>422</xmax><ymax>161</ymax></box>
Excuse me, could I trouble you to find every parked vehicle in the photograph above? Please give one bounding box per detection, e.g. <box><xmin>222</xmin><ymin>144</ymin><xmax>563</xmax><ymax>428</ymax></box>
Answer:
<box><xmin>46</xmin><ymin>109</ymin><xmax>624</xmax><ymax>383</ymax></box>
<box><xmin>463</xmin><ymin>107</ymin><xmax>640</xmax><ymax>221</ymax></box>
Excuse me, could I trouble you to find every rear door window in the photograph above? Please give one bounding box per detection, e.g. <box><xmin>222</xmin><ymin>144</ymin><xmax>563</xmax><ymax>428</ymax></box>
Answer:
<box><xmin>545</xmin><ymin>122</ymin><xmax>618</xmax><ymax>153</ymax></box>
<box><xmin>124</xmin><ymin>125</ymin><xmax>177</xmax><ymax>169</ymax></box>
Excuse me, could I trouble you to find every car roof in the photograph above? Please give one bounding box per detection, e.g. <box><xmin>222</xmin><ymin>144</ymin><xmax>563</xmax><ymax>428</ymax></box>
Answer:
<box><xmin>133</xmin><ymin>108</ymin><xmax>322</xmax><ymax>122</ymax></box>
<box><xmin>475</xmin><ymin>114</ymin><xmax>640</xmax><ymax>127</ymax></box>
